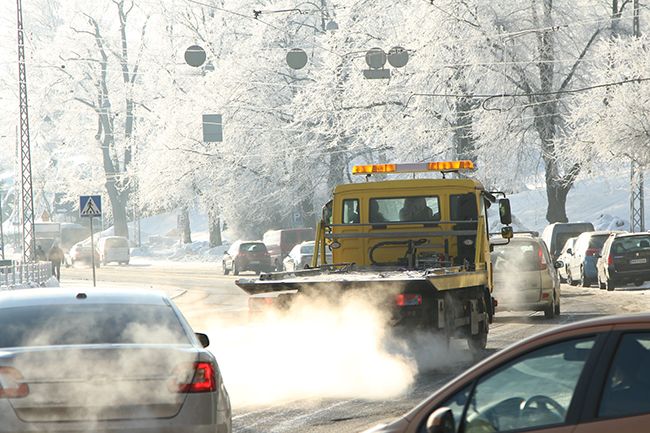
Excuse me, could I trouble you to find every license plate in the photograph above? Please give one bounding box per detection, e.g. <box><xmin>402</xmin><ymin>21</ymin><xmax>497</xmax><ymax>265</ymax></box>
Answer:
<box><xmin>630</xmin><ymin>258</ymin><xmax>647</xmax><ymax>265</ymax></box>
<box><xmin>249</xmin><ymin>261</ymin><xmax>260</xmax><ymax>265</ymax></box>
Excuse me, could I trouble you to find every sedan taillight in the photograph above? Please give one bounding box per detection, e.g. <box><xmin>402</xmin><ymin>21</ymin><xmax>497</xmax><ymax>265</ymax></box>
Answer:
<box><xmin>0</xmin><ymin>367</ymin><xmax>29</xmax><ymax>398</ymax></box>
<box><xmin>169</xmin><ymin>362</ymin><xmax>217</xmax><ymax>393</ymax></box>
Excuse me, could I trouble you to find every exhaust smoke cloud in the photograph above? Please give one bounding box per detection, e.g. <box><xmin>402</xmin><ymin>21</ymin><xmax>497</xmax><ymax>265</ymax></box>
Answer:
<box><xmin>199</xmin><ymin>291</ymin><xmax>471</xmax><ymax>407</ymax></box>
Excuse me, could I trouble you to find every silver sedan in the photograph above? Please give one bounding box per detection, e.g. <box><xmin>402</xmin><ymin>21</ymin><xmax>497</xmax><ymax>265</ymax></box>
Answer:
<box><xmin>0</xmin><ymin>288</ymin><xmax>231</xmax><ymax>433</ymax></box>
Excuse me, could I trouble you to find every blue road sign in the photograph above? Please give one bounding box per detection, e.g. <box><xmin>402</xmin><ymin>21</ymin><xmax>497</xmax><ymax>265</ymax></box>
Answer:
<box><xmin>79</xmin><ymin>195</ymin><xmax>102</xmax><ymax>218</ymax></box>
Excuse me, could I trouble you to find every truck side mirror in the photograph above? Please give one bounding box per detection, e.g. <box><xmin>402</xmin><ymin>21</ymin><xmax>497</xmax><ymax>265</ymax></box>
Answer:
<box><xmin>426</xmin><ymin>407</ymin><xmax>455</xmax><ymax>433</ymax></box>
<box><xmin>566</xmin><ymin>248</ymin><xmax>573</xmax><ymax>255</ymax></box>
<box><xmin>499</xmin><ymin>199</ymin><xmax>512</xmax><ymax>225</ymax></box>
<box><xmin>501</xmin><ymin>226</ymin><xmax>513</xmax><ymax>239</ymax></box>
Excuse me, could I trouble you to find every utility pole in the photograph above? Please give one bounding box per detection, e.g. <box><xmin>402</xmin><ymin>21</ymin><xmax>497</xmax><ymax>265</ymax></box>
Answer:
<box><xmin>16</xmin><ymin>0</ymin><xmax>36</xmax><ymax>261</ymax></box>
<box><xmin>630</xmin><ymin>0</ymin><xmax>645</xmax><ymax>232</ymax></box>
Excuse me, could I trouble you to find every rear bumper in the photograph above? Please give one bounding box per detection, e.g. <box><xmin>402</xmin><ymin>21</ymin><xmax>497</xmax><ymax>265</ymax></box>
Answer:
<box><xmin>497</xmin><ymin>301</ymin><xmax>551</xmax><ymax>312</ymax></box>
<box><xmin>609</xmin><ymin>268</ymin><xmax>650</xmax><ymax>284</ymax></box>
<box><xmin>0</xmin><ymin>393</ymin><xmax>228</xmax><ymax>433</ymax></box>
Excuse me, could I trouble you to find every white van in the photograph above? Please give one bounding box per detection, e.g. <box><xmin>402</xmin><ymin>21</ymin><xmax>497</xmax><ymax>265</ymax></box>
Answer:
<box><xmin>97</xmin><ymin>236</ymin><xmax>130</xmax><ymax>265</ymax></box>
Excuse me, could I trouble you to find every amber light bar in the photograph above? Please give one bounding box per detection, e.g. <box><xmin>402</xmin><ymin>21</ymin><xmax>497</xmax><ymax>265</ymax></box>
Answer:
<box><xmin>352</xmin><ymin>160</ymin><xmax>475</xmax><ymax>175</ymax></box>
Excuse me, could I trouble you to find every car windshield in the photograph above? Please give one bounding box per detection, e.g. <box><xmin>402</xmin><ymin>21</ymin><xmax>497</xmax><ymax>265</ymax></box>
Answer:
<box><xmin>240</xmin><ymin>243</ymin><xmax>267</xmax><ymax>253</ymax></box>
<box><xmin>612</xmin><ymin>236</ymin><xmax>650</xmax><ymax>253</ymax></box>
<box><xmin>0</xmin><ymin>304</ymin><xmax>190</xmax><ymax>347</ymax></box>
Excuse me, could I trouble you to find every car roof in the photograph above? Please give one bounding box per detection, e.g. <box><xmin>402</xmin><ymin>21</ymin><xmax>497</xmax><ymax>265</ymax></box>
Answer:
<box><xmin>614</xmin><ymin>232</ymin><xmax>650</xmax><ymax>238</ymax></box>
<box><xmin>0</xmin><ymin>288</ymin><xmax>171</xmax><ymax>309</ymax></box>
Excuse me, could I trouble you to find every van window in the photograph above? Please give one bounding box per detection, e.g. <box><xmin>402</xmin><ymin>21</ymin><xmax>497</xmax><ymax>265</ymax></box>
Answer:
<box><xmin>369</xmin><ymin>196</ymin><xmax>440</xmax><ymax>223</ymax></box>
<box><xmin>342</xmin><ymin>199</ymin><xmax>360</xmax><ymax>224</ymax></box>
<box><xmin>105</xmin><ymin>238</ymin><xmax>128</xmax><ymax>249</ymax></box>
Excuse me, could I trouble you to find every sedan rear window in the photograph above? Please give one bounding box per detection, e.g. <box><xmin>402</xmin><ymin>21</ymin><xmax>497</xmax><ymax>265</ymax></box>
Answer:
<box><xmin>492</xmin><ymin>241</ymin><xmax>541</xmax><ymax>271</ymax></box>
<box><xmin>612</xmin><ymin>236</ymin><xmax>650</xmax><ymax>253</ymax></box>
<box><xmin>0</xmin><ymin>304</ymin><xmax>190</xmax><ymax>348</ymax></box>
<box><xmin>239</xmin><ymin>243</ymin><xmax>267</xmax><ymax>253</ymax></box>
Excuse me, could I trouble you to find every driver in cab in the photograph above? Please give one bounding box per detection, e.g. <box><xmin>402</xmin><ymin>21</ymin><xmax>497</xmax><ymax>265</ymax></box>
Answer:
<box><xmin>399</xmin><ymin>197</ymin><xmax>438</xmax><ymax>222</ymax></box>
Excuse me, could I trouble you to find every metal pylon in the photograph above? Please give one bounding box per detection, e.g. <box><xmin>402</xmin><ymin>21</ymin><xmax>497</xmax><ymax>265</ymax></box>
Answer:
<box><xmin>16</xmin><ymin>0</ymin><xmax>35</xmax><ymax>262</ymax></box>
<box><xmin>630</xmin><ymin>160</ymin><xmax>645</xmax><ymax>232</ymax></box>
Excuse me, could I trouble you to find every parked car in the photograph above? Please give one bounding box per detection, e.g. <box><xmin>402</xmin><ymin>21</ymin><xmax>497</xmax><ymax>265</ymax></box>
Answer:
<box><xmin>541</xmin><ymin>222</ymin><xmax>594</xmax><ymax>261</ymax></box>
<box><xmin>491</xmin><ymin>234</ymin><xmax>561</xmax><ymax>318</ymax></box>
<box><xmin>282</xmin><ymin>241</ymin><xmax>333</xmax><ymax>271</ymax></box>
<box><xmin>68</xmin><ymin>239</ymin><xmax>100</xmax><ymax>267</ymax></box>
<box><xmin>0</xmin><ymin>288</ymin><xmax>232</xmax><ymax>433</ymax></box>
<box><xmin>597</xmin><ymin>232</ymin><xmax>650</xmax><ymax>291</ymax></box>
<box><xmin>363</xmin><ymin>314</ymin><xmax>650</xmax><ymax>433</ymax></box>
<box><xmin>97</xmin><ymin>236</ymin><xmax>130</xmax><ymax>265</ymax></box>
<box><xmin>565</xmin><ymin>231</ymin><xmax>621</xmax><ymax>287</ymax></box>
<box><xmin>263</xmin><ymin>228</ymin><xmax>314</xmax><ymax>271</ymax></box>
<box><xmin>556</xmin><ymin>237</ymin><xmax>577</xmax><ymax>283</ymax></box>
<box><xmin>222</xmin><ymin>241</ymin><xmax>272</xmax><ymax>275</ymax></box>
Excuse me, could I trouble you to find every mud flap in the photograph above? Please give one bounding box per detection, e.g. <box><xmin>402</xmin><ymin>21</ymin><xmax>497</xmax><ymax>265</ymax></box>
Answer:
<box><xmin>437</xmin><ymin>299</ymin><xmax>446</xmax><ymax>329</ymax></box>
<box><xmin>469</xmin><ymin>299</ymin><xmax>480</xmax><ymax>335</ymax></box>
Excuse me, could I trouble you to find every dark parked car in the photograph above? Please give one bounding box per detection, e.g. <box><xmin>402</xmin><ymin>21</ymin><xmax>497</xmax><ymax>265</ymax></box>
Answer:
<box><xmin>566</xmin><ymin>231</ymin><xmax>621</xmax><ymax>287</ymax></box>
<box><xmin>363</xmin><ymin>314</ymin><xmax>650</xmax><ymax>433</ymax></box>
<box><xmin>222</xmin><ymin>241</ymin><xmax>272</xmax><ymax>275</ymax></box>
<box><xmin>597</xmin><ymin>232</ymin><xmax>650</xmax><ymax>291</ymax></box>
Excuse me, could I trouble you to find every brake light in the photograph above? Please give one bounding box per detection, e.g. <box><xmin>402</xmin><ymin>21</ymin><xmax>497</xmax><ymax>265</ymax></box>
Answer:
<box><xmin>608</xmin><ymin>255</ymin><xmax>613</xmax><ymax>266</ymax></box>
<box><xmin>586</xmin><ymin>248</ymin><xmax>599</xmax><ymax>256</ymax></box>
<box><xmin>169</xmin><ymin>362</ymin><xmax>216</xmax><ymax>393</ymax></box>
<box><xmin>537</xmin><ymin>246</ymin><xmax>547</xmax><ymax>270</ymax></box>
<box><xmin>0</xmin><ymin>367</ymin><xmax>29</xmax><ymax>398</ymax></box>
<box><xmin>395</xmin><ymin>293</ymin><xmax>422</xmax><ymax>307</ymax></box>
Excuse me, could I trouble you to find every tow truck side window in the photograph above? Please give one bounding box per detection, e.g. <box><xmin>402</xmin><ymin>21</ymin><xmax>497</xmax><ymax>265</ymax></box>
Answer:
<box><xmin>342</xmin><ymin>199</ymin><xmax>360</xmax><ymax>224</ymax></box>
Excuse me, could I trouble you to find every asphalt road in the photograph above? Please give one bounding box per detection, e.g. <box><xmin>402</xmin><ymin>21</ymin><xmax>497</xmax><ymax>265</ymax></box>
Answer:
<box><xmin>61</xmin><ymin>260</ymin><xmax>650</xmax><ymax>433</ymax></box>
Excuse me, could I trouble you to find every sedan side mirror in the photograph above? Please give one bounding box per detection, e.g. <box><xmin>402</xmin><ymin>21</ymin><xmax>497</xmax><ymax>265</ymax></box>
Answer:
<box><xmin>195</xmin><ymin>332</ymin><xmax>210</xmax><ymax>348</ymax></box>
<box><xmin>426</xmin><ymin>407</ymin><xmax>455</xmax><ymax>433</ymax></box>
<box><xmin>554</xmin><ymin>261</ymin><xmax>564</xmax><ymax>269</ymax></box>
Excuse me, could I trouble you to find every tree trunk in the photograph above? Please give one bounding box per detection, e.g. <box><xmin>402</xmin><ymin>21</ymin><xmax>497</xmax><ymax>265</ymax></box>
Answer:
<box><xmin>208</xmin><ymin>208</ymin><xmax>222</xmax><ymax>247</ymax></box>
<box><xmin>545</xmin><ymin>178</ymin><xmax>570</xmax><ymax>223</ymax></box>
<box><xmin>106</xmin><ymin>184</ymin><xmax>129</xmax><ymax>237</ymax></box>
<box><xmin>452</xmin><ymin>96</ymin><xmax>478</xmax><ymax>161</ymax></box>
<box><xmin>180</xmin><ymin>207</ymin><xmax>192</xmax><ymax>244</ymax></box>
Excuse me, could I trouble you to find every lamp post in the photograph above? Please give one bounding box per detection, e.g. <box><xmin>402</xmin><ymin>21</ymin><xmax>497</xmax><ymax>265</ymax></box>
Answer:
<box><xmin>0</xmin><ymin>189</ymin><xmax>5</xmax><ymax>260</ymax></box>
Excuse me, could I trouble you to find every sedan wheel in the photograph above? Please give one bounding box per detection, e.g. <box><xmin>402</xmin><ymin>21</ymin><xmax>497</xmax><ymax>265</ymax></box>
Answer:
<box><xmin>544</xmin><ymin>294</ymin><xmax>556</xmax><ymax>319</ymax></box>
<box><xmin>223</xmin><ymin>261</ymin><xmax>230</xmax><ymax>275</ymax></box>
<box><xmin>580</xmin><ymin>267</ymin><xmax>590</xmax><ymax>287</ymax></box>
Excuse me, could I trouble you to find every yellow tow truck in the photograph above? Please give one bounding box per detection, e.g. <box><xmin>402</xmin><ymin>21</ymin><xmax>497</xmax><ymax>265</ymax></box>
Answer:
<box><xmin>236</xmin><ymin>160</ymin><xmax>513</xmax><ymax>351</ymax></box>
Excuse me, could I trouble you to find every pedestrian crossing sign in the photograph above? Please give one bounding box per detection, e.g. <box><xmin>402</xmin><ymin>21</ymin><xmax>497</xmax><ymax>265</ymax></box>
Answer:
<box><xmin>80</xmin><ymin>195</ymin><xmax>102</xmax><ymax>218</ymax></box>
